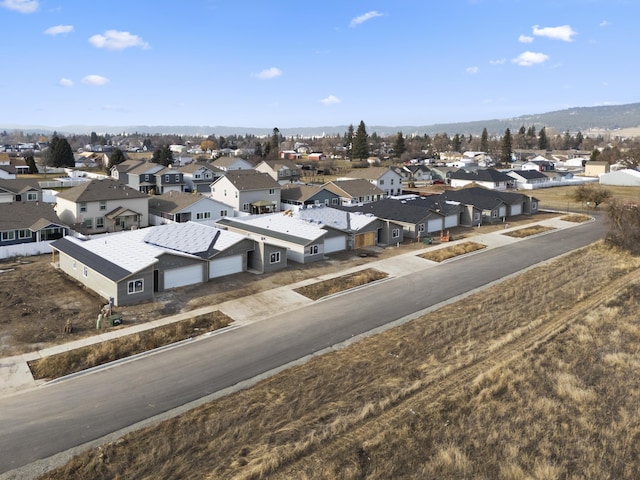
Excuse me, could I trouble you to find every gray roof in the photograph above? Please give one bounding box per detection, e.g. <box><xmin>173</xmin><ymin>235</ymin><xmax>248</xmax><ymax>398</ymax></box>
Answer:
<box><xmin>0</xmin><ymin>202</ymin><xmax>67</xmax><ymax>230</ymax></box>
<box><xmin>213</xmin><ymin>169</ymin><xmax>280</xmax><ymax>191</ymax></box>
<box><xmin>322</xmin><ymin>179</ymin><xmax>386</xmax><ymax>198</ymax></box>
<box><xmin>0</xmin><ymin>178</ymin><xmax>41</xmax><ymax>195</ymax></box>
<box><xmin>450</xmin><ymin>168</ymin><xmax>512</xmax><ymax>183</ymax></box>
<box><xmin>56</xmin><ymin>178</ymin><xmax>149</xmax><ymax>202</ymax></box>
<box><xmin>217</xmin><ymin>214</ymin><xmax>326</xmax><ymax>246</ymax></box>
<box><xmin>178</xmin><ymin>161</ymin><xmax>223</xmax><ymax>174</ymax></box>
<box><xmin>341</xmin><ymin>166</ymin><xmax>400</xmax><ymax>181</ymax></box>
<box><xmin>280</xmin><ymin>183</ymin><xmax>325</xmax><ymax>202</ymax></box>
<box><xmin>148</xmin><ymin>191</ymin><xmax>207</xmax><ymax>214</ymax></box>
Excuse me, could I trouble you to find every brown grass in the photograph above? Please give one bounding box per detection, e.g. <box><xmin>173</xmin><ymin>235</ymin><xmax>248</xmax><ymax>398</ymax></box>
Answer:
<box><xmin>293</xmin><ymin>268</ymin><xmax>388</xmax><ymax>300</ymax></box>
<box><xmin>503</xmin><ymin>225</ymin><xmax>555</xmax><ymax>238</ymax></box>
<box><xmin>560</xmin><ymin>213</ymin><xmax>592</xmax><ymax>223</ymax></box>
<box><xmin>419</xmin><ymin>241</ymin><xmax>486</xmax><ymax>262</ymax></box>
<box><xmin>40</xmin><ymin>242</ymin><xmax>640</xmax><ymax>480</ymax></box>
<box><xmin>28</xmin><ymin>311</ymin><xmax>232</xmax><ymax>380</ymax></box>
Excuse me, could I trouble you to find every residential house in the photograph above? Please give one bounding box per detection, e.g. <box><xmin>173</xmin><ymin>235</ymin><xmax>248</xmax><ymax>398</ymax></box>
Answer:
<box><xmin>429</xmin><ymin>166</ymin><xmax>459</xmax><ymax>183</ymax></box>
<box><xmin>212</xmin><ymin>156</ymin><xmax>254</xmax><ymax>172</ymax></box>
<box><xmin>55</xmin><ymin>178</ymin><xmax>149</xmax><ymax>234</ymax></box>
<box><xmin>0</xmin><ymin>202</ymin><xmax>68</xmax><ymax>251</ymax></box>
<box><xmin>10</xmin><ymin>157</ymin><xmax>30</xmax><ymax>175</ymax></box>
<box><xmin>110</xmin><ymin>159</ymin><xmax>146</xmax><ymax>184</ymax></box>
<box><xmin>403</xmin><ymin>164</ymin><xmax>432</xmax><ymax>184</ymax></box>
<box><xmin>124</xmin><ymin>162</ymin><xmax>165</xmax><ymax>194</ymax></box>
<box><xmin>322</xmin><ymin>179</ymin><xmax>386</xmax><ymax>206</ymax></box>
<box><xmin>280</xmin><ymin>183</ymin><xmax>341</xmax><ymax>211</ymax></box>
<box><xmin>0</xmin><ymin>178</ymin><xmax>42</xmax><ymax>203</ymax></box>
<box><xmin>149</xmin><ymin>191</ymin><xmax>232</xmax><ymax>225</ymax></box>
<box><xmin>0</xmin><ymin>164</ymin><xmax>17</xmax><ymax>179</ymax></box>
<box><xmin>506</xmin><ymin>169</ymin><xmax>550</xmax><ymax>189</ymax></box>
<box><xmin>584</xmin><ymin>161</ymin><xmax>610</xmax><ymax>177</ymax></box>
<box><xmin>295</xmin><ymin>205</ymin><xmax>385</xmax><ymax>250</ymax></box>
<box><xmin>439</xmin><ymin>187</ymin><xmax>539</xmax><ymax>225</ymax></box>
<box><xmin>217</xmin><ymin>213</ymin><xmax>327</xmax><ymax>264</ymax></box>
<box><xmin>307</xmin><ymin>152</ymin><xmax>326</xmax><ymax>161</ymax></box>
<box><xmin>210</xmin><ymin>169</ymin><xmax>281</xmax><ymax>215</ymax></box>
<box><xmin>521</xmin><ymin>156</ymin><xmax>555</xmax><ymax>172</ymax></box>
<box><xmin>449</xmin><ymin>168</ymin><xmax>513</xmax><ymax>190</ymax></box>
<box><xmin>255</xmin><ymin>159</ymin><xmax>301</xmax><ymax>185</ymax></box>
<box><xmin>280</xmin><ymin>150</ymin><xmax>303</xmax><ymax>161</ymax></box>
<box><xmin>339</xmin><ymin>166</ymin><xmax>404</xmax><ymax>197</ymax></box>
<box><xmin>178</xmin><ymin>161</ymin><xmax>224</xmax><ymax>193</ymax></box>
<box><xmin>154</xmin><ymin>166</ymin><xmax>185</xmax><ymax>194</ymax></box>
<box><xmin>50</xmin><ymin>222</ymin><xmax>257</xmax><ymax>306</ymax></box>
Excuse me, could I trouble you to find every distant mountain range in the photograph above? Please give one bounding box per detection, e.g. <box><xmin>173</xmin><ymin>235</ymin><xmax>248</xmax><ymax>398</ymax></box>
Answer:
<box><xmin>4</xmin><ymin>102</ymin><xmax>640</xmax><ymax>138</ymax></box>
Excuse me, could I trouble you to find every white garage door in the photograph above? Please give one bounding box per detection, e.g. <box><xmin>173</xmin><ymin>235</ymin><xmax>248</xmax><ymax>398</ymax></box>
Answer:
<box><xmin>324</xmin><ymin>236</ymin><xmax>346</xmax><ymax>253</ymax></box>
<box><xmin>444</xmin><ymin>214</ymin><xmax>458</xmax><ymax>229</ymax></box>
<box><xmin>165</xmin><ymin>264</ymin><xmax>202</xmax><ymax>289</ymax></box>
<box><xmin>427</xmin><ymin>218</ymin><xmax>442</xmax><ymax>233</ymax></box>
<box><xmin>499</xmin><ymin>206</ymin><xmax>507</xmax><ymax>218</ymax></box>
<box><xmin>209</xmin><ymin>255</ymin><xmax>243</xmax><ymax>279</ymax></box>
<box><xmin>510</xmin><ymin>204</ymin><xmax>522</xmax><ymax>216</ymax></box>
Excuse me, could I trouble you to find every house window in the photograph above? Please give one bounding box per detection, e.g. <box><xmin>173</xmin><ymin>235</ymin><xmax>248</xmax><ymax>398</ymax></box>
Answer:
<box><xmin>194</xmin><ymin>173</ymin><xmax>201</xmax><ymax>179</ymax></box>
<box><xmin>220</xmin><ymin>209</ymin><xmax>228</xmax><ymax>217</ymax></box>
<box><xmin>96</xmin><ymin>217</ymin><xmax>104</xmax><ymax>229</ymax></box>
<box><xmin>532</xmin><ymin>201</ymin><xmax>538</xmax><ymax>209</ymax></box>
<box><xmin>235</xmin><ymin>191</ymin><xmax>238</xmax><ymax>198</ymax></box>
<box><xmin>492</xmin><ymin>210</ymin><xmax>498</xmax><ymax>218</ymax></box>
<box><xmin>224</xmin><ymin>189</ymin><xmax>227</xmax><ymax>196</ymax></box>
<box><xmin>270</xmin><ymin>251</ymin><xmax>281</xmax><ymax>264</ymax></box>
<box><xmin>1</xmin><ymin>231</ymin><xmax>15</xmax><ymax>241</ymax></box>
<box><xmin>196</xmin><ymin>211</ymin><xmax>211</xmax><ymax>220</ymax></box>
<box><xmin>392</xmin><ymin>228</ymin><xmax>400</xmax><ymax>239</ymax></box>
<box><xmin>324</xmin><ymin>199</ymin><xmax>329</xmax><ymax>206</ymax></box>
<box><xmin>27</xmin><ymin>192</ymin><xmax>37</xmax><ymax>201</ymax></box>
<box><xmin>242</xmin><ymin>203</ymin><xmax>250</xmax><ymax>212</ymax></box>
<box><xmin>391</xmin><ymin>179</ymin><xmax>395</xmax><ymax>185</ymax></box>
<box><xmin>128</xmin><ymin>279</ymin><xmax>144</xmax><ymax>294</ymax></box>
<box><xmin>99</xmin><ymin>201</ymin><xmax>107</xmax><ymax>210</ymax></box>
<box><xmin>331</xmin><ymin>198</ymin><xmax>339</xmax><ymax>205</ymax></box>
<box><xmin>18</xmin><ymin>229</ymin><xmax>31</xmax><ymax>239</ymax></box>
<box><xmin>83</xmin><ymin>266</ymin><xmax>88</xmax><ymax>277</ymax></box>
<box><xmin>83</xmin><ymin>218</ymin><xmax>93</xmax><ymax>229</ymax></box>
<box><xmin>79</xmin><ymin>203</ymin><xmax>87</xmax><ymax>213</ymax></box>
<box><xmin>269</xmin><ymin>188</ymin><xmax>276</xmax><ymax>195</ymax></box>
<box><xmin>72</xmin><ymin>260</ymin><xmax>76</xmax><ymax>269</ymax></box>
<box><xmin>144</xmin><ymin>174</ymin><xmax>150</xmax><ymax>181</ymax></box>
<box><xmin>204</xmin><ymin>172</ymin><xmax>212</xmax><ymax>179</ymax></box>
<box><xmin>175</xmin><ymin>174</ymin><xmax>180</xmax><ymax>182</ymax></box>
<box><xmin>309</xmin><ymin>245</ymin><xmax>319</xmax><ymax>255</ymax></box>
<box><xmin>379</xmin><ymin>179</ymin><xmax>384</xmax><ymax>185</ymax></box>
<box><xmin>418</xmin><ymin>223</ymin><xmax>425</xmax><ymax>232</ymax></box>
<box><xmin>164</xmin><ymin>175</ymin><xmax>170</xmax><ymax>183</ymax></box>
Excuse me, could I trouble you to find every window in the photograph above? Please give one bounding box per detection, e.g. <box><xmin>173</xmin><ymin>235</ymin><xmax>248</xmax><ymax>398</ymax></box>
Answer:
<box><xmin>1</xmin><ymin>231</ymin><xmax>15</xmax><ymax>241</ymax></box>
<box><xmin>379</xmin><ymin>179</ymin><xmax>384</xmax><ymax>185</ymax></box>
<box><xmin>79</xmin><ymin>202</ymin><xmax>87</xmax><ymax>213</ymax></box>
<box><xmin>27</xmin><ymin>192</ymin><xmax>37</xmax><ymax>201</ymax></box>
<box><xmin>220</xmin><ymin>209</ymin><xmax>228</xmax><ymax>217</ymax></box>
<box><xmin>331</xmin><ymin>198</ymin><xmax>339</xmax><ymax>205</ymax></box>
<box><xmin>270</xmin><ymin>251</ymin><xmax>281</xmax><ymax>264</ymax></box>
<box><xmin>235</xmin><ymin>191</ymin><xmax>238</xmax><ymax>198</ymax></box>
<box><xmin>196</xmin><ymin>211</ymin><xmax>211</xmax><ymax>220</ymax></box>
<box><xmin>392</xmin><ymin>228</ymin><xmax>400</xmax><ymax>239</ymax></box>
<box><xmin>309</xmin><ymin>245</ymin><xmax>319</xmax><ymax>255</ymax></box>
<box><xmin>18</xmin><ymin>229</ymin><xmax>31</xmax><ymax>239</ymax></box>
<box><xmin>324</xmin><ymin>199</ymin><xmax>329</xmax><ymax>206</ymax></box>
<box><xmin>224</xmin><ymin>189</ymin><xmax>227</xmax><ymax>196</ymax></box>
<box><xmin>83</xmin><ymin>218</ymin><xmax>93</xmax><ymax>229</ymax></box>
<box><xmin>418</xmin><ymin>223</ymin><xmax>425</xmax><ymax>232</ymax></box>
<box><xmin>164</xmin><ymin>175</ymin><xmax>170</xmax><ymax>183</ymax></box>
<box><xmin>492</xmin><ymin>210</ymin><xmax>498</xmax><ymax>218</ymax></box>
<box><xmin>83</xmin><ymin>266</ymin><xmax>88</xmax><ymax>277</ymax></box>
<box><xmin>175</xmin><ymin>174</ymin><xmax>180</xmax><ymax>182</ymax></box>
<box><xmin>96</xmin><ymin>217</ymin><xmax>104</xmax><ymax>229</ymax></box>
<box><xmin>532</xmin><ymin>201</ymin><xmax>538</xmax><ymax>209</ymax></box>
<box><xmin>269</xmin><ymin>188</ymin><xmax>276</xmax><ymax>195</ymax></box>
<box><xmin>99</xmin><ymin>201</ymin><xmax>107</xmax><ymax>211</ymax></box>
<box><xmin>72</xmin><ymin>260</ymin><xmax>76</xmax><ymax>270</ymax></box>
<box><xmin>194</xmin><ymin>173</ymin><xmax>201</xmax><ymax>179</ymax></box>
<box><xmin>128</xmin><ymin>279</ymin><xmax>144</xmax><ymax>294</ymax></box>
<box><xmin>242</xmin><ymin>203</ymin><xmax>250</xmax><ymax>212</ymax></box>
<box><xmin>391</xmin><ymin>179</ymin><xmax>395</xmax><ymax>185</ymax></box>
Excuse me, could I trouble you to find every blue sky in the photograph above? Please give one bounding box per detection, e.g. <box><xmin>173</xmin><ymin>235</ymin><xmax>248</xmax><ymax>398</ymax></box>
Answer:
<box><xmin>1</xmin><ymin>0</ymin><xmax>638</xmax><ymax>130</ymax></box>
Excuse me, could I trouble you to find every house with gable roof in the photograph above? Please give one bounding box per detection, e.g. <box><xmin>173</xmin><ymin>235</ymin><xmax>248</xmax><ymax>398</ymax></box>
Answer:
<box><xmin>55</xmin><ymin>178</ymin><xmax>149</xmax><ymax>234</ymax></box>
<box><xmin>0</xmin><ymin>178</ymin><xmax>42</xmax><ymax>203</ymax></box>
<box><xmin>210</xmin><ymin>169</ymin><xmax>281</xmax><ymax>215</ymax></box>
<box><xmin>50</xmin><ymin>222</ymin><xmax>258</xmax><ymax>306</ymax></box>
<box><xmin>339</xmin><ymin>166</ymin><xmax>404</xmax><ymax>196</ymax></box>
<box><xmin>322</xmin><ymin>178</ymin><xmax>386</xmax><ymax>206</ymax></box>
<box><xmin>280</xmin><ymin>183</ymin><xmax>341</xmax><ymax>211</ymax></box>
<box><xmin>449</xmin><ymin>168</ymin><xmax>513</xmax><ymax>190</ymax></box>
<box><xmin>178</xmin><ymin>161</ymin><xmax>224</xmax><ymax>193</ymax></box>
<box><xmin>212</xmin><ymin>156</ymin><xmax>254</xmax><ymax>172</ymax></box>
<box><xmin>110</xmin><ymin>158</ymin><xmax>146</xmax><ymax>184</ymax></box>
<box><xmin>123</xmin><ymin>162</ymin><xmax>165</xmax><ymax>194</ymax></box>
<box><xmin>506</xmin><ymin>169</ymin><xmax>550</xmax><ymax>188</ymax></box>
<box><xmin>154</xmin><ymin>166</ymin><xmax>185</xmax><ymax>194</ymax></box>
<box><xmin>439</xmin><ymin>187</ymin><xmax>538</xmax><ymax>225</ymax></box>
<box><xmin>255</xmin><ymin>158</ymin><xmax>301</xmax><ymax>185</ymax></box>
<box><xmin>149</xmin><ymin>191</ymin><xmax>232</xmax><ymax>225</ymax></box>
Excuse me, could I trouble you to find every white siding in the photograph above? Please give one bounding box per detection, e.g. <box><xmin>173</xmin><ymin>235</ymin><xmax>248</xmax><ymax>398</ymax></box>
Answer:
<box><xmin>164</xmin><ymin>264</ymin><xmax>202</xmax><ymax>289</ymax></box>
<box><xmin>209</xmin><ymin>255</ymin><xmax>243</xmax><ymax>279</ymax></box>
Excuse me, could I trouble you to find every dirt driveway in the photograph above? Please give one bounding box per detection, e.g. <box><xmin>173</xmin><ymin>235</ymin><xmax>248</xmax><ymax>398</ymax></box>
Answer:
<box><xmin>0</xmin><ymin>213</ymin><xmax>557</xmax><ymax>357</ymax></box>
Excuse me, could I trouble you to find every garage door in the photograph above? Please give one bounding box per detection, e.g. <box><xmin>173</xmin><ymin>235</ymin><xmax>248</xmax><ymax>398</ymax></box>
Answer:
<box><xmin>510</xmin><ymin>204</ymin><xmax>522</xmax><ymax>216</ymax></box>
<box><xmin>427</xmin><ymin>218</ymin><xmax>442</xmax><ymax>233</ymax></box>
<box><xmin>354</xmin><ymin>231</ymin><xmax>376</xmax><ymax>249</ymax></box>
<box><xmin>165</xmin><ymin>264</ymin><xmax>202</xmax><ymax>289</ymax></box>
<box><xmin>324</xmin><ymin>236</ymin><xmax>346</xmax><ymax>253</ymax></box>
<box><xmin>209</xmin><ymin>254</ymin><xmax>243</xmax><ymax>279</ymax></box>
<box><xmin>444</xmin><ymin>214</ymin><xmax>458</xmax><ymax>229</ymax></box>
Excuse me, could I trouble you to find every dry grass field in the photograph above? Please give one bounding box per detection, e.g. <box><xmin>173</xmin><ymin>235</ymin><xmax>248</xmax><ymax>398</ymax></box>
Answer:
<box><xmin>293</xmin><ymin>269</ymin><xmax>388</xmax><ymax>300</ymax></box>
<box><xmin>418</xmin><ymin>241</ymin><xmax>486</xmax><ymax>262</ymax></box>
<box><xmin>503</xmin><ymin>225</ymin><xmax>555</xmax><ymax>238</ymax></box>
<box><xmin>42</xmin><ymin>242</ymin><xmax>640</xmax><ymax>480</ymax></box>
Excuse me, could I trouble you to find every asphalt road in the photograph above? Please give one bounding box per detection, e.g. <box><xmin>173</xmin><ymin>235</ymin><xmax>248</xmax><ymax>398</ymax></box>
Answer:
<box><xmin>0</xmin><ymin>217</ymin><xmax>606</xmax><ymax>477</ymax></box>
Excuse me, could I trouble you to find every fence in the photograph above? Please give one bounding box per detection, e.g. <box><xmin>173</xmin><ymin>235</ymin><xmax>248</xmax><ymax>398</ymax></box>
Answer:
<box><xmin>0</xmin><ymin>241</ymin><xmax>53</xmax><ymax>260</ymax></box>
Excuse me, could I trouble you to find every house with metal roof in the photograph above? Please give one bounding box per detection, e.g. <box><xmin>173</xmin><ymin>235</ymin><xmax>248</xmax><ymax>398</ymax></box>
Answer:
<box><xmin>55</xmin><ymin>178</ymin><xmax>150</xmax><ymax>235</ymax></box>
<box><xmin>217</xmin><ymin>212</ymin><xmax>327</xmax><ymax>263</ymax></box>
<box><xmin>210</xmin><ymin>170</ymin><xmax>281</xmax><ymax>215</ymax></box>
<box><xmin>50</xmin><ymin>222</ymin><xmax>258</xmax><ymax>306</ymax></box>
<box><xmin>149</xmin><ymin>191</ymin><xmax>232</xmax><ymax>225</ymax></box>
<box><xmin>321</xmin><ymin>178</ymin><xmax>386</xmax><ymax>206</ymax></box>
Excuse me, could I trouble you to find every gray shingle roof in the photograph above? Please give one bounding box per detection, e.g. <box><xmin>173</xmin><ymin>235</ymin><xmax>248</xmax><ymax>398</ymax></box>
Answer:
<box><xmin>323</xmin><ymin>179</ymin><xmax>386</xmax><ymax>198</ymax></box>
<box><xmin>148</xmin><ymin>191</ymin><xmax>208</xmax><ymax>214</ymax></box>
<box><xmin>0</xmin><ymin>178</ymin><xmax>41</xmax><ymax>195</ymax></box>
<box><xmin>56</xmin><ymin>178</ymin><xmax>149</xmax><ymax>202</ymax></box>
<box><xmin>213</xmin><ymin>170</ymin><xmax>280</xmax><ymax>191</ymax></box>
<box><xmin>0</xmin><ymin>202</ymin><xmax>66</xmax><ymax>230</ymax></box>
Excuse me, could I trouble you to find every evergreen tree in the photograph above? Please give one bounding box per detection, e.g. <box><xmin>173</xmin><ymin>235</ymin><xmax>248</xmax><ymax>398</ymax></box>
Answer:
<box><xmin>25</xmin><ymin>155</ymin><xmax>39</xmax><ymax>174</ymax></box>
<box><xmin>501</xmin><ymin>128</ymin><xmax>513</xmax><ymax>165</ymax></box>
<box><xmin>480</xmin><ymin>128</ymin><xmax>489</xmax><ymax>153</ymax></box>
<box><xmin>574</xmin><ymin>131</ymin><xmax>584</xmax><ymax>150</ymax></box>
<box><xmin>452</xmin><ymin>133</ymin><xmax>461</xmax><ymax>153</ymax></box>
<box><xmin>51</xmin><ymin>137</ymin><xmax>75</xmax><ymax>167</ymax></box>
<box><xmin>152</xmin><ymin>145</ymin><xmax>174</xmax><ymax>166</ymax></box>
<box><xmin>107</xmin><ymin>148</ymin><xmax>127</xmax><ymax>170</ymax></box>
<box><xmin>345</xmin><ymin>124</ymin><xmax>354</xmax><ymax>158</ymax></box>
<box><xmin>270</xmin><ymin>128</ymin><xmax>280</xmax><ymax>157</ymax></box>
<box><xmin>351</xmin><ymin>120</ymin><xmax>369</xmax><ymax>161</ymax></box>
<box><xmin>538</xmin><ymin>127</ymin><xmax>549</xmax><ymax>150</ymax></box>
<box><xmin>392</xmin><ymin>131</ymin><xmax>406</xmax><ymax>159</ymax></box>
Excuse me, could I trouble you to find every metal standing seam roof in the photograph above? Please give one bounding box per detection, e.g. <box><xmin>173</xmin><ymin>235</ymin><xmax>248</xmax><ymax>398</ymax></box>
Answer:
<box><xmin>217</xmin><ymin>213</ymin><xmax>326</xmax><ymax>246</ymax></box>
<box><xmin>143</xmin><ymin>221</ymin><xmax>246</xmax><ymax>257</ymax></box>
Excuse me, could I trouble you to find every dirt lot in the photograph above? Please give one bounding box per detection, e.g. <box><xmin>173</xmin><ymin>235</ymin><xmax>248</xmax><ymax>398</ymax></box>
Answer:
<box><xmin>0</xmin><ymin>213</ymin><xmax>558</xmax><ymax>357</ymax></box>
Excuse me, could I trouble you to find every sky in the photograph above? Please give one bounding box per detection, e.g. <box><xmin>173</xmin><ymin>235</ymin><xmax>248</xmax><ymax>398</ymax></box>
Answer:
<box><xmin>1</xmin><ymin>0</ymin><xmax>639</xmax><ymax>130</ymax></box>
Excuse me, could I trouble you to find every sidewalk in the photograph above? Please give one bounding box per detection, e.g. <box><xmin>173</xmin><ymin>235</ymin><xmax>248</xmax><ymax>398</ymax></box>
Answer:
<box><xmin>0</xmin><ymin>217</ymin><xmax>580</xmax><ymax>397</ymax></box>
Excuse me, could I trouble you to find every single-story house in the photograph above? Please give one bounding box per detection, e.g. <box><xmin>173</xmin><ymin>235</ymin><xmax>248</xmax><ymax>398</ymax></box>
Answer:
<box><xmin>280</xmin><ymin>183</ymin><xmax>341</xmax><ymax>211</ymax></box>
<box><xmin>0</xmin><ymin>202</ymin><xmax>68</xmax><ymax>247</ymax></box>
<box><xmin>50</xmin><ymin>222</ymin><xmax>259</xmax><ymax>306</ymax></box>
<box><xmin>149</xmin><ymin>191</ymin><xmax>233</xmax><ymax>225</ymax></box>
<box><xmin>506</xmin><ymin>169</ymin><xmax>550</xmax><ymax>188</ymax></box>
<box><xmin>449</xmin><ymin>169</ymin><xmax>513</xmax><ymax>190</ymax></box>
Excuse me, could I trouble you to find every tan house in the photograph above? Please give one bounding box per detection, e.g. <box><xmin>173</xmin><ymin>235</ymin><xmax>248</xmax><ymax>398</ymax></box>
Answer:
<box><xmin>584</xmin><ymin>161</ymin><xmax>610</xmax><ymax>177</ymax></box>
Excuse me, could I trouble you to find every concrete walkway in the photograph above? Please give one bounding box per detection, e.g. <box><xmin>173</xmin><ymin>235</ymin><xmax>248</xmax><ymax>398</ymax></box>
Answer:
<box><xmin>0</xmin><ymin>216</ymin><xmax>583</xmax><ymax>397</ymax></box>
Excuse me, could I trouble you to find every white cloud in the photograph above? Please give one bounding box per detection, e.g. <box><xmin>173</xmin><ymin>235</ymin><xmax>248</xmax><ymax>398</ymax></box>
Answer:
<box><xmin>254</xmin><ymin>67</ymin><xmax>282</xmax><ymax>80</ymax></box>
<box><xmin>82</xmin><ymin>75</ymin><xmax>109</xmax><ymax>86</ymax></box>
<box><xmin>518</xmin><ymin>35</ymin><xmax>534</xmax><ymax>43</ymax></box>
<box><xmin>512</xmin><ymin>51</ymin><xmax>550</xmax><ymax>67</ymax></box>
<box><xmin>532</xmin><ymin>24</ymin><xmax>577</xmax><ymax>42</ymax></box>
<box><xmin>1</xmin><ymin>0</ymin><xmax>38</xmax><ymax>13</ymax></box>
<box><xmin>58</xmin><ymin>78</ymin><xmax>74</xmax><ymax>87</ymax></box>
<box><xmin>350</xmin><ymin>10</ymin><xmax>383</xmax><ymax>28</ymax></box>
<box><xmin>320</xmin><ymin>95</ymin><xmax>341</xmax><ymax>105</ymax></box>
<box><xmin>490</xmin><ymin>58</ymin><xmax>506</xmax><ymax>65</ymax></box>
<box><xmin>599</xmin><ymin>20</ymin><xmax>611</xmax><ymax>27</ymax></box>
<box><xmin>44</xmin><ymin>25</ymin><xmax>74</xmax><ymax>36</ymax></box>
<box><xmin>466</xmin><ymin>66</ymin><xmax>479</xmax><ymax>74</ymax></box>
<box><xmin>89</xmin><ymin>30</ymin><xmax>150</xmax><ymax>50</ymax></box>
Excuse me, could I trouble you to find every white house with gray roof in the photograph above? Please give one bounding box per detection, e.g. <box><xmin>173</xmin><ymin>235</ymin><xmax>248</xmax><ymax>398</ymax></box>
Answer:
<box><xmin>210</xmin><ymin>170</ymin><xmax>281</xmax><ymax>215</ymax></box>
<box><xmin>149</xmin><ymin>191</ymin><xmax>233</xmax><ymax>226</ymax></box>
